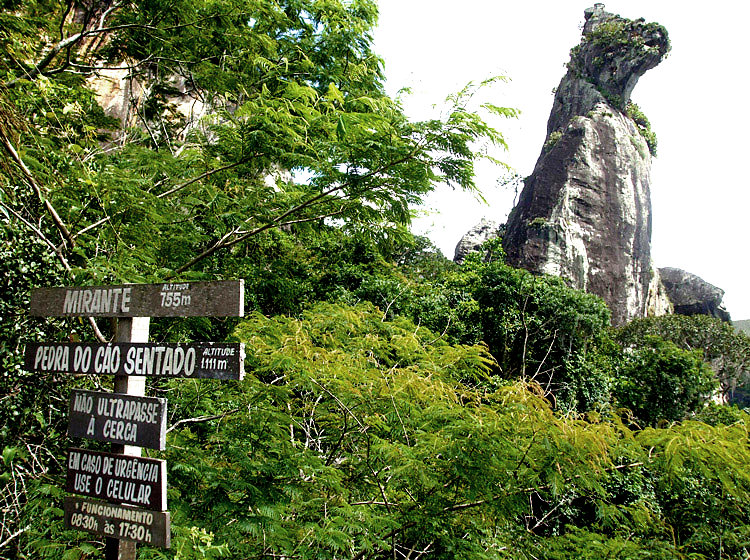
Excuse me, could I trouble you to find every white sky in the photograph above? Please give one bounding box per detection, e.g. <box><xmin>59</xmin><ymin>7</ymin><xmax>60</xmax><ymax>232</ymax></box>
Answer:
<box><xmin>373</xmin><ymin>1</ymin><xmax>750</xmax><ymax>319</ymax></box>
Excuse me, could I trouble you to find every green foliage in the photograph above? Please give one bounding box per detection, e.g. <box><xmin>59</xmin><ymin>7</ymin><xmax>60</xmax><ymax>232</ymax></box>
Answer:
<box><xmin>692</xmin><ymin>403</ymin><xmax>748</xmax><ymax>426</ymax></box>
<box><xmin>0</xmin><ymin>224</ymin><xmax>85</xmax><ymax>558</ymax></box>
<box><xmin>3</xmin><ymin>2</ymin><xmax>749</xmax><ymax>559</ymax></box>
<box><xmin>533</xmin><ymin>528</ymin><xmax>684</xmax><ymax>559</ymax></box>
<box><xmin>569</xmin><ymin>16</ymin><xmax>669</xmax><ymax>77</ymax></box>
<box><xmin>474</xmin><ymin>258</ymin><xmax>612</xmax><ymax>411</ymax></box>
<box><xmin>626</xmin><ymin>102</ymin><xmax>658</xmax><ymax>156</ymax></box>
<box><xmin>638</xmin><ymin>415</ymin><xmax>750</xmax><ymax>558</ymax></box>
<box><xmin>154</xmin><ymin>305</ymin><xmax>750</xmax><ymax>558</ymax></box>
<box><xmin>614</xmin><ymin>336</ymin><xmax>717</xmax><ymax>426</ymax></box>
<box><xmin>615</xmin><ymin>314</ymin><xmax>750</xmax><ymax>405</ymax></box>
<box><xmin>161</xmin><ymin>303</ymin><xmax>643</xmax><ymax>558</ymax></box>
<box><xmin>566</xmin><ymin>12</ymin><xmax>669</xmax><ymax>115</ymax></box>
<box><xmin>527</xmin><ymin>216</ymin><xmax>548</xmax><ymax>228</ymax></box>
<box><xmin>542</xmin><ymin>130</ymin><xmax>562</xmax><ymax>152</ymax></box>
<box><xmin>1</xmin><ymin>0</ymin><xmax>513</xmax><ymax>285</ymax></box>
<box><xmin>586</xmin><ymin>19</ymin><xmax>666</xmax><ymax>54</ymax></box>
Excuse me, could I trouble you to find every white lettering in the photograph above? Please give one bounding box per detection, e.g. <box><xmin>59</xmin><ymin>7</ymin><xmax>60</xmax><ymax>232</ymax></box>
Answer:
<box><xmin>79</xmin><ymin>453</ymin><xmax>102</xmax><ymax>475</ymax></box>
<box><xmin>161</xmin><ymin>348</ymin><xmax>173</xmax><ymax>376</ymax></box>
<box><xmin>121</xmin><ymin>288</ymin><xmax>132</xmax><ymax>312</ymax></box>
<box><xmin>63</xmin><ymin>290</ymin><xmax>79</xmax><ymax>314</ymax></box>
<box><xmin>82</xmin><ymin>290</ymin><xmax>93</xmax><ymax>314</ymax></box>
<box><xmin>99</xmin><ymin>289</ymin><xmax>112</xmax><ymax>313</ymax></box>
<box><xmin>73</xmin><ymin>392</ymin><xmax>93</xmax><ymax>413</ymax></box>
<box><xmin>73</xmin><ymin>473</ymin><xmax>91</xmax><ymax>493</ymax></box>
<box><xmin>103</xmin><ymin>419</ymin><xmax>137</xmax><ymax>443</ymax></box>
<box><xmin>184</xmin><ymin>348</ymin><xmax>196</xmax><ymax>375</ymax></box>
<box><xmin>68</xmin><ymin>451</ymin><xmax>80</xmax><ymax>470</ymax></box>
<box><xmin>134</xmin><ymin>347</ymin><xmax>144</xmax><ymax>374</ymax></box>
<box><xmin>124</xmin><ymin>347</ymin><xmax>136</xmax><ymax>374</ymax></box>
<box><xmin>111</xmin><ymin>288</ymin><xmax>122</xmax><ymax>311</ymax></box>
<box><xmin>34</xmin><ymin>346</ymin><xmax>44</xmax><ymax>369</ymax></box>
<box><xmin>90</xmin><ymin>289</ymin><xmax>102</xmax><ymax>313</ymax></box>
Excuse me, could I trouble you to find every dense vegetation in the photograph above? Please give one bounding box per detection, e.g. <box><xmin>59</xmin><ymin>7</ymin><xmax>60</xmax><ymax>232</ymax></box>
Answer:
<box><xmin>1</xmin><ymin>1</ymin><xmax>749</xmax><ymax>559</ymax></box>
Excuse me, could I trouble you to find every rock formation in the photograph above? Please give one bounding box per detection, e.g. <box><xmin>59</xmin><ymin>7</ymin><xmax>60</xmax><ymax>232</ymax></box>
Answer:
<box><xmin>501</xmin><ymin>4</ymin><xmax>671</xmax><ymax>325</ymax></box>
<box><xmin>453</xmin><ymin>219</ymin><xmax>503</xmax><ymax>263</ymax></box>
<box><xmin>88</xmin><ymin>68</ymin><xmax>211</xmax><ymax>141</ymax></box>
<box><xmin>658</xmin><ymin>268</ymin><xmax>731</xmax><ymax>322</ymax></box>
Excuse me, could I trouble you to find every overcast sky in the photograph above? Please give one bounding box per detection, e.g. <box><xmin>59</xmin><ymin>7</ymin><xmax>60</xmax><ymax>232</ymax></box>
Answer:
<box><xmin>373</xmin><ymin>1</ymin><xmax>750</xmax><ymax>319</ymax></box>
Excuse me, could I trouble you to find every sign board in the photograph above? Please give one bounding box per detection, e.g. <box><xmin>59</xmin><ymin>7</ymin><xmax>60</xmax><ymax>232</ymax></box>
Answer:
<box><xmin>30</xmin><ymin>280</ymin><xmax>244</xmax><ymax>318</ymax></box>
<box><xmin>66</xmin><ymin>448</ymin><xmax>167</xmax><ymax>511</ymax></box>
<box><xmin>64</xmin><ymin>496</ymin><xmax>170</xmax><ymax>548</ymax></box>
<box><xmin>25</xmin><ymin>342</ymin><xmax>245</xmax><ymax>380</ymax></box>
<box><xmin>68</xmin><ymin>390</ymin><xmax>167</xmax><ymax>450</ymax></box>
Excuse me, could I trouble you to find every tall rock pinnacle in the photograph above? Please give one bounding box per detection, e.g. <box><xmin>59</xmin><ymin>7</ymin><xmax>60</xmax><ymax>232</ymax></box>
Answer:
<box><xmin>502</xmin><ymin>4</ymin><xmax>671</xmax><ymax>325</ymax></box>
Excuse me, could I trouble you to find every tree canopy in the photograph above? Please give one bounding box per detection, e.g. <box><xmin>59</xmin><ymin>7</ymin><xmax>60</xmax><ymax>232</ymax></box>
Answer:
<box><xmin>1</xmin><ymin>0</ymin><xmax>514</xmax><ymax>285</ymax></box>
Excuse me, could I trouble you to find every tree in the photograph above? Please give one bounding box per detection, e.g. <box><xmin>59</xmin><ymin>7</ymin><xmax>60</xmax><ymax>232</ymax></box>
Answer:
<box><xmin>158</xmin><ymin>303</ymin><xmax>750</xmax><ymax>558</ymax></box>
<box><xmin>160</xmin><ymin>302</ymin><xmax>642</xmax><ymax>559</ymax></box>
<box><xmin>473</xmin><ymin>251</ymin><xmax>613</xmax><ymax>411</ymax></box>
<box><xmin>614</xmin><ymin>336</ymin><xmax>717</xmax><ymax>426</ymax></box>
<box><xmin>1</xmin><ymin>0</ymin><xmax>515</xmax><ymax>285</ymax></box>
<box><xmin>615</xmin><ymin>314</ymin><xmax>750</xmax><ymax>404</ymax></box>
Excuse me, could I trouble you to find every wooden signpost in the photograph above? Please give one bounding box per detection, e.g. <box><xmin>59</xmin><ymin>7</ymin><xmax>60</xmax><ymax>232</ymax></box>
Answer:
<box><xmin>68</xmin><ymin>390</ymin><xmax>167</xmax><ymax>450</ymax></box>
<box><xmin>66</xmin><ymin>448</ymin><xmax>167</xmax><ymax>510</ymax></box>
<box><xmin>64</xmin><ymin>497</ymin><xmax>171</xmax><ymax>548</ymax></box>
<box><xmin>26</xmin><ymin>280</ymin><xmax>245</xmax><ymax>560</ymax></box>
<box><xmin>29</xmin><ymin>280</ymin><xmax>244</xmax><ymax>318</ymax></box>
<box><xmin>25</xmin><ymin>342</ymin><xmax>245</xmax><ymax>380</ymax></box>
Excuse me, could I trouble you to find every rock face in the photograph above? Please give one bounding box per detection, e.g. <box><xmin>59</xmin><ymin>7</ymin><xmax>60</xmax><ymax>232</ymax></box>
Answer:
<box><xmin>658</xmin><ymin>268</ymin><xmax>731</xmax><ymax>322</ymax></box>
<box><xmin>88</xmin><ymin>68</ymin><xmax>211</xmax><ymax>141</ymax></box>
<box><xmin>453</xmin><ymin>219</ymin><xmax>503</xmax><ymax>263</ymax></box>
<box><xmin>502</xmin><ymin>4</ymin><xmax>671</xmax><ymax>325</ymax></box>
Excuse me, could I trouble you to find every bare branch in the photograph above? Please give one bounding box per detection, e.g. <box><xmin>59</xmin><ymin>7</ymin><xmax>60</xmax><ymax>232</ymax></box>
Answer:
<box><xmin>72</xmin><ymin>216</ymin><xmax>110</xmax><ymax>239</ymax></box>
<box><xmin>157</xmin><ymin>159</ymin><xmax>251</xmax><ymax>199</ymax></box>
<box><xmin>0</xmin><ymin>200</ymin><xmax>72</xmax><ymax>273</ymax></box>
<box><xmin>0</xmin><ymin>525</ymin><xmax>30</xmax><ymax>551</ymax></box>
<box><xmin>87</xmin><ymin>317</ymin><xmax>107</xmax><ymax>343</ymax></box>
<box><xmin>166</xmin><ymin>409</ymin><xmax>241</xmax><ymax>433</ymax></box>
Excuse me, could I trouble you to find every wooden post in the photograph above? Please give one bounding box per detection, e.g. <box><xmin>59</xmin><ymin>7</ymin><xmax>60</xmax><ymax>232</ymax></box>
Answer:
<box><xmin>105</xmin><ymin>317</ymin><xmax>149</xmax><ymax>560</ymax></box>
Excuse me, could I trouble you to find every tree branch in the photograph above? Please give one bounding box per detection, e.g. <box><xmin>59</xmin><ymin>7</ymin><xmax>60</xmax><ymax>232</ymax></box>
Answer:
<box><xmin>5</xmin><ymin>11</ymin><xmax>249</xmax><ymax>87</ymax></box>
<box><xmin>70</xmin><ymin>158</ymin><xmax>256</xmax><ymax>240</ymax></box>
<box><xmin>156</xmin><ymin>159</ymin><xmax>251</xmax><ymax>199</ymax></box>
<box><xmin>171</xmin><ymin>150</ymin><xmax>421</xmax><ymax>275</ymax></box>
<box><xmin>0</xmin><ymin>200</ymin><xmax>71</xmax><ymax>273</ymax></box>
<box><xmin>1</xmin><ymin>200</ymin><xmax>107</xmax><ymax>342</ymax></box>
<box><xmin>0</xmin><ymin>525</ymin><xmax>30</xmax><ymax>551</ymax></box>
<box><xmin>166</xmin><ymin>409</ymin><xmax>241</xmax><ymax>433</ymax></box>
<box><xmin>0</xmin><ymin>132</ymin><xmax>75</xmax><ymax>248</ymax></box>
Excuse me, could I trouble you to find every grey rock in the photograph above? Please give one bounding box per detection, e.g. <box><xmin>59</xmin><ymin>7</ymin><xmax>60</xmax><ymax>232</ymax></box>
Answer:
<box><xmin>658</xmin><ymin>267</ymin><xmax>731</xmax><ymax>322</ymax></box>
<box><xmin>502</xmin><ymin>5</ymin><xmax>671</xmax><ymax>325</ymax></box>
<box><xmin>453</xmin><ymin>219</ymin><xmax>503</xmax><ymax>263</ymax></box>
